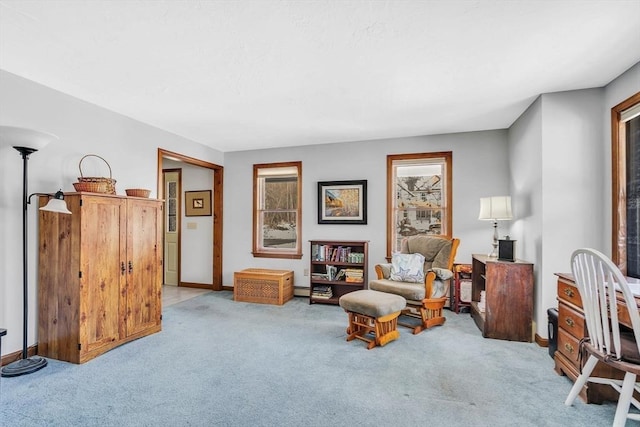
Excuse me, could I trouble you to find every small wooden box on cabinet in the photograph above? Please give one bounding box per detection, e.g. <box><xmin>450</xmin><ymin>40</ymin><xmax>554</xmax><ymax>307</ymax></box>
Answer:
<box><xmin>37</xmin><ymin>193</ymin><xmax>163</xmax><ymax>364</ymax></box>
<box><xmin>309</xmin><ymin>240</ymin><xmax>368</xmax><ymax>305</ymax></box>
<box><xmin>470</xmin><ymin>254</ymin><xmax>533</xmax><ymax>342</ymax></box>
<box><xmin>234</xmin><ymin>268</ymin><xmax>294</xmax><ymax>305</ymax></box>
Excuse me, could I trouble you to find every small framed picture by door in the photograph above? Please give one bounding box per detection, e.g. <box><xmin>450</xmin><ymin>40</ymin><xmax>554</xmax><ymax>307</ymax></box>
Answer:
<box><xmin>185</xmin><ymin>190</ymin><xmax>212</xmax><ymax>216</ymax></box>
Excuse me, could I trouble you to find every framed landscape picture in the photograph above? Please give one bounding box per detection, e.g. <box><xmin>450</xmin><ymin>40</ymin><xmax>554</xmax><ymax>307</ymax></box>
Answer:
<box><xmin>185</xmin><ymin>190</ymin><xmax>212</xmax><ymax>216</ymax></box>
<box><xmin>317</xmin><ymin>180</ymin><xmax>367</xmax><ymax>224</ymax></box>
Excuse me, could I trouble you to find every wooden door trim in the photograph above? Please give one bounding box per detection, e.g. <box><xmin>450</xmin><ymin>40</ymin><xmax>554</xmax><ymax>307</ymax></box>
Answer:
<box><xmin>157</xmin><ymin>148</ymin><xmax>223</xmax><ymax>291</ymax></box>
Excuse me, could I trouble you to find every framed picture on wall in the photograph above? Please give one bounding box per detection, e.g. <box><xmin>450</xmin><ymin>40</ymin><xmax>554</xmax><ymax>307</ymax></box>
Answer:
<box><xmin>317</xmin><ymin>180</ymin><xmax>367</xmax><ymax>224</ymax></box>
<box><xmin>185</xmin><ymin>190</ymin><xmax>212</xmax><ymax>216</ymax></box>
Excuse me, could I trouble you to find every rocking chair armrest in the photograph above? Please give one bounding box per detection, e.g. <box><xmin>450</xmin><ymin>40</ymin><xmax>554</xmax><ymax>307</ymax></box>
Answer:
<box><xmin>424</xmin><ymin>269</ymin><xmax>453</xmax><ymax>299</ymax></box>
<box><xmin>429</xmin><ymin>267</ymin><xmax>454</xmax><ymax>281</ymax></box>
<box><xmin>375</xmin><ymin>263</ymin><xmax>392</xmax><ymax>279</ymax></box>
<box><xmin>424</xmin><ymin>270</ymin><xmax>437</xmax><ymax>299</ymax></box>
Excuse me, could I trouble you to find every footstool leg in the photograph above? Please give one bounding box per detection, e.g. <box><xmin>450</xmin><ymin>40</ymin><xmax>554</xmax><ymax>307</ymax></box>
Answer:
<box><xmin>345</xmin><ymin>310</ymin><xmax>401</xmax><ymax>349</ymax></box>
<box><xmin>375</xmin><ymin>311</ymin><xmax>401</xmax><ymax>347</ymax></box>
<box><xmin>346</xmin><ymin>312</ymin><xmax>376</xmax><ymax>348</ymax></box>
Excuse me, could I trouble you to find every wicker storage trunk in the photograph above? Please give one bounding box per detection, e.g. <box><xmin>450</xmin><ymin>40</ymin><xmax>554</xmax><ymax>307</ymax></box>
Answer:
<box><xmin>234</xmin><ymin>268</ymin><xmax>294</xmax><ymax>305</ymax></box>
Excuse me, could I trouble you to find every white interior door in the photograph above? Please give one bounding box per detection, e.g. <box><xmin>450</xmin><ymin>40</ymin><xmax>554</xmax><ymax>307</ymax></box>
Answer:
<box><xmin>163</xmin><ymin>170</ymin><xmax>180</xmax><ymax>286</ymax></box>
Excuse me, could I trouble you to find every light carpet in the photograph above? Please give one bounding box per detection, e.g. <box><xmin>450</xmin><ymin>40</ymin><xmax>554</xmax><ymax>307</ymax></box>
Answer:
<box><xmin>0</xmin><ymin>291</ymin><xmax>620</xmax><ymax>426</ymax></box>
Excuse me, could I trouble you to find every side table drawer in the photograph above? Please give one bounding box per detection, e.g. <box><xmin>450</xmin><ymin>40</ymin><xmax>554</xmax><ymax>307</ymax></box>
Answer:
<box><xmin>558</xmin><ymin>327</ymin><xmax>581</xmax><ymax>366</ymax></box>
<box><xmin>558</xmin><ymin>303</ymin><xmax>585</xmax><ymax>338</ymax></box>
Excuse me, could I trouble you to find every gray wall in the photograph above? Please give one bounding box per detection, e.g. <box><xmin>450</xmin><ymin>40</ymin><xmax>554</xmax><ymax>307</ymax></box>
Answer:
<box><xmin>509</xmin><ymin>89</ymin><xmax>605</xmax><ymax>338</ymax></box>
<box><xmin>223</xmin><ymin>130</ymin><xmax>510</xmax><ymax>289</ymax></box>
<box><xmin>0</xmin><ymin>70</ymin><xmax>223</xmax><ymax>355</ymax></box>
<box><xmin>507</xmin><ymin>61</ymin><xmax>640</xmax><ymax>339</ymax></box>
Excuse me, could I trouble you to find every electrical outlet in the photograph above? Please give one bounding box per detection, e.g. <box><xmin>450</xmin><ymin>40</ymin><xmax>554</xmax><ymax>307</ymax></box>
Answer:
<box><xmin>304</xmin><ymin>268</ymin><xmax>309</xmax><ymax>276</ymax></box>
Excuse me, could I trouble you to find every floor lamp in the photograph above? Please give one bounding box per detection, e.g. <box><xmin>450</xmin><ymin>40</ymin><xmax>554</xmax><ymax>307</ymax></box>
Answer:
<box><xmin>0</xmin><ymin>126</ymin><xmax>71</xmax><ymax>378</ymax></box>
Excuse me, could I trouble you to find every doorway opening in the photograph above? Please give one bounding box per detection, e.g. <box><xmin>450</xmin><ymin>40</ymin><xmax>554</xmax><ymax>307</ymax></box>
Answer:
<box><xmin>157</xmin><ymin>148</ymin><xmax>223</xmax><ymax>291</ymax></box>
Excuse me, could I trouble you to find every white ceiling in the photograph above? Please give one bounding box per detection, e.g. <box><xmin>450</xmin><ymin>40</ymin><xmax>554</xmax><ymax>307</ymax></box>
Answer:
<box><xmin>1</xmin><ymin>1</ymin><xmax>639</xmax><ymax>153</ymax></box>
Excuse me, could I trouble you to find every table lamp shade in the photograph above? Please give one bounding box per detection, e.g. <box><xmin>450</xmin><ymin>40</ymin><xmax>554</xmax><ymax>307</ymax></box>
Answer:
<box><xmin>478</xmin><ymin>196</ymin><xmax>513</xmax><ymax>221</ymax></box>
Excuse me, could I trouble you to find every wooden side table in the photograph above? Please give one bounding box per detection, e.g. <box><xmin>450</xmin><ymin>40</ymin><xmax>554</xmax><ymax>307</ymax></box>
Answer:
<box><xmin>470</xmin><ymin>254</ymin><xmax>534</xmax><ymax>342</ymax></box>
<box><xmin>453</xmin><ymin>264</ymin><xmax>472</xmax><ymax>313</ymax></box>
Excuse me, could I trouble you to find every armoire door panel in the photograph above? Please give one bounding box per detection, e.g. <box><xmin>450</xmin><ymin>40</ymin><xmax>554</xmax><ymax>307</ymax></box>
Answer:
<box><xmin>78</xmin><ymin>196</ymin><xmax>126</xmax><ymax>353</ymax></box>
<box><xmin>126</xmin><ymin>199</ymin><xmax>163</xmax><ymax>337</ymax></box>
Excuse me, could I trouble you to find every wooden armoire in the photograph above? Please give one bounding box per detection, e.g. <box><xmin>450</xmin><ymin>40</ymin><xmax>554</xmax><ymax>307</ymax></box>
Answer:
<box><xmin>37</xmin><ymin>193</ymin><xmax>163</xmax><ymax>364</ymax></box>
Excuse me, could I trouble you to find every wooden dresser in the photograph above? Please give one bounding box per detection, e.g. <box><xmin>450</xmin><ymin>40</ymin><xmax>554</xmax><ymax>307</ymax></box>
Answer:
<box><xmin>554</xmin><ymin>272</ymin><xmax>639</xmax><ymax>403</ymax></box>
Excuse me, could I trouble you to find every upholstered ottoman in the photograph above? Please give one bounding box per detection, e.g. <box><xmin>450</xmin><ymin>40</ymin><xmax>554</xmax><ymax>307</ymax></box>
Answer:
<box><xmin>338</xmin><ymin>290</ymin><xmax>407</xmax><ymax>349</ymax></box>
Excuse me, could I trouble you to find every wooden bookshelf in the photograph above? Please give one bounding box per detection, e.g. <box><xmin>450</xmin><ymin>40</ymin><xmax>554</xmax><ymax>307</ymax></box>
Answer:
<box><xmin>309</xmin><ymin>240</ymin><xmax>368</xmax><ymax>305</ymax></box>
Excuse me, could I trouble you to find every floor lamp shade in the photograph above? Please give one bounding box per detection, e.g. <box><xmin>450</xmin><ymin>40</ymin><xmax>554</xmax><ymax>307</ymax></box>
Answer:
<box><xmin>1</xmin><ymin>127</ymin><xmax>67</xmax><ymax>377</ymax></box>
<box><xmin>478</xmin><ymin>196</ymin><xmax>513</xmax><ymax>258</ymax></box>
<box><xmin>0</xmin><ymin>125</ymin><xmax>58</xmax><ymax>150</ymax></box>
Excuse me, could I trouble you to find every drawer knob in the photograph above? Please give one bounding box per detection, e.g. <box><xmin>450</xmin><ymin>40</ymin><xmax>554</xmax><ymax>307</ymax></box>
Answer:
<box><xmin>563</xmin><ymin>288</ymin><xmax>575</xmax><ymax>298</ymax></box>
<box><xmin>564</xmin><ymin>343</ymin><xmax>574</xmax><ymax>354</ymax></box>
<box><xmin>564</xmin><ymin>317</ymin><xmax>575</xmax><ymax>328</ymax></box>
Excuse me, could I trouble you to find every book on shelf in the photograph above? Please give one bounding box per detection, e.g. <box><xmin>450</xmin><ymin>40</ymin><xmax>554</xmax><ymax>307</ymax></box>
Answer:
<box><xmin>312</xmin><ymin>273</ymin><xmax>329</xmax><ymax>281</ymax></box>
<box><xmin>344</xmin><ymin>268</ymin><xmax>364</xmax><ymax>282</ymax></box>
<box><xmin>312</xmin><ymin>244</ymin><xmax>331</xmax><ymax>261</ymax></box>
<box><xmin>311</xmin><ymin>244</ymin><xmax>360</xmax><ymax>263</ymax></box>
<box><xmin>312</xmin><ymin>292</ymin><xmax>333</xmax><ymax>298</ymax></box>
<box><xmin>334</xmin><ymin>269</ymin><xmax>346</xmax><ymax>281</ymax></box>
<box><xmin>311</xmin><ymin>285</ymin><xmax>333</xmax><ymax>299</ymax></box>
<box><xmin>347</xmin><ymin>252</ymin><xmax>364</xmax><ymax>264</ymax></box>
<box><xmin>325</xmin><ymin>265</ymin><xmax>337</xmax><ymax>281</ymax></box>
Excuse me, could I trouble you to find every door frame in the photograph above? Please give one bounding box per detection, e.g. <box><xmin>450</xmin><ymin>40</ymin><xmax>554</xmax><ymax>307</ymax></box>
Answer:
<box><xmin>157</xmin><ymin>148</ymin><xmax>224</xmax><ymax>291</ymax></box>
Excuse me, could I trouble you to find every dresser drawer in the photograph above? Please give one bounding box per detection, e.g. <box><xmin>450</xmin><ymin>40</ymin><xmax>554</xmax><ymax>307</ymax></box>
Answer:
<box><xmin>558</xmin><ymin>279</ymin><xmax>582</xmax><ymax>308</ymax></box>
<box><xmin>558</xmin><ymin>327</ymin><xmax>581</xmax><ymax>366</ymax></box>
<box><xmin>558</xmin><ymin>303</ymin><xmax>585</xmax><ymax>339</ymax></box>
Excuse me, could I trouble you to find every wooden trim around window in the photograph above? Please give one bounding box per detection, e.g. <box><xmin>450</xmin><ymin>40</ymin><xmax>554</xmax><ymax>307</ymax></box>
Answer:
<box><xmin>611</xmin><ymin>91</ymin><xmax>640</xmax><ymax>274</ymax></box>
<box><xmin>386</xmin><ymin>151</ymin><xmax>453</xmax><ymax>257</ymax></box>
<box><xmin>252</xmin><ymin>161</ymin><xmax>303</xmax><ymax>259</ymax></box>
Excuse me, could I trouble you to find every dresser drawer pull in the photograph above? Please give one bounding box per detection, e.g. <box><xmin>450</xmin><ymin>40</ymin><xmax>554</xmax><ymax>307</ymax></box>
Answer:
<box><xmin>564</xmin><ymin>317</ymin><xmax>575</xmax><ymax>328</ymax></box>
<box><xmin>564</xmin><ymin>343</ymin><xmax>574</xmax><ymax>354</ymax></box>
<box><xmin>563</xmin><ymin>288</ymin><xmax>575</xmax><ymax>298</ymax></box>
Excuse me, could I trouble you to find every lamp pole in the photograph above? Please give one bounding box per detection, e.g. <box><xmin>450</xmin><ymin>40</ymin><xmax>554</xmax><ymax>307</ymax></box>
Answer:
<box><xmin>1</xmin><ymin>147</ymin><xmax>48</xmax><ymax>377</ymax></box>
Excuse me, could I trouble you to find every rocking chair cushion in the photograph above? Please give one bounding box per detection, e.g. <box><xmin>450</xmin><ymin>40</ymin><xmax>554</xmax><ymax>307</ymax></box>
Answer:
<box><xmin>369</xmin><ymin>278</ymin><xmax>426</xmax><ymax>301</ymax></box>
<box><xmin>370</xmin><ymin>277</ymin><xmax>449</xmax><ymax>300</ymax></box>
